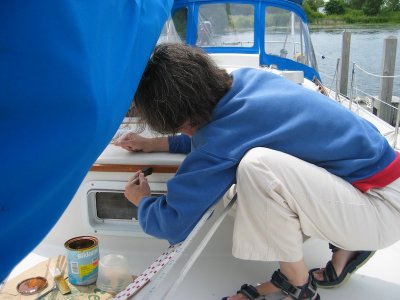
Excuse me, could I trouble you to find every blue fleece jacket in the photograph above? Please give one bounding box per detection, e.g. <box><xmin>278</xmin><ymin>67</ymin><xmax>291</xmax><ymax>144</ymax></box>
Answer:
<box><xmin>168</xmin><ymin>134</ymin><xmax>191</xmax><ymax>154</ymax></box>
<box><xmin>138</xmin><ymin>68</ymin><xmax>398</xmax><ymax>244</ymax></box>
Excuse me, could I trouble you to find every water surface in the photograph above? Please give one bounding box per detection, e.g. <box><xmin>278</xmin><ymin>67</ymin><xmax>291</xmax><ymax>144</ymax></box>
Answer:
<box><xmin>310</xmin><ymin>26</ymin><xmax>400</xmax><ymax>97</ymax></box>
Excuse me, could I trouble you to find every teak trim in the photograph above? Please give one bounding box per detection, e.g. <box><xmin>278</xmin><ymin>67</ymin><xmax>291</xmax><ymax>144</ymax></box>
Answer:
<box><xmin>90</xmin><ymin>164</ymin><xmax>179</xmax><ymax>173</ymax></box>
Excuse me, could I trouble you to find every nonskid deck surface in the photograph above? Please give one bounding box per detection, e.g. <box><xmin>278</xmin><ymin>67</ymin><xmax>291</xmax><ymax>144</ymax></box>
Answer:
<box><xmin>8</xmin><ymin>217</ymin><xmax>400</xmax><ymax>300</ymax></box>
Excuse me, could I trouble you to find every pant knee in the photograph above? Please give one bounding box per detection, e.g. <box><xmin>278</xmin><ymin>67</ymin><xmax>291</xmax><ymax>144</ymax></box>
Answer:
<box><xmin>238</xmin><ymin>147</ymin><xmax>275</xmax><ymax>177</ymax></box>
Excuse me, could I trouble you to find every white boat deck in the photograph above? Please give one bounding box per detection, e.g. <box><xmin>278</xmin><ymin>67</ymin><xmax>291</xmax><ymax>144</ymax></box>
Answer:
<box><xmin>5</xmin><ymin>82</ymin><xmax>400</xmax><ymax>299</ymax></box>
<box><xmin>5</xmin><ymin>120</ymin><xmax>400</xmax><ymax>299</ymax></box>
<box><xmin>5</xmin><ymin>95</ymin><xmax>400</xmax><ymax>299</ymax></box>
<box><xmin>8</xmin><ymin>214</ymin><xmax>400</xmax><ymax>299</ymax></box>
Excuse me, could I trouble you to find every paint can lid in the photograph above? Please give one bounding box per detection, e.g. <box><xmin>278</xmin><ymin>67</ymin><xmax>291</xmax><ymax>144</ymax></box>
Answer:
<box><xmin>16</xmin><ymin>276</ymin><xmax>48</xmax><ymax>295</ymax></box>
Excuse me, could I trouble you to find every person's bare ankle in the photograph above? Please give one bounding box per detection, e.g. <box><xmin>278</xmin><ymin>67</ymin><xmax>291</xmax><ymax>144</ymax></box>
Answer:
<box><xmin>331</xmin><ymin>249</ymin><xmax>356</xmax><ymax>276</ymax></box>
<box><xmin>280</xmin><ymin>260</ymin><xmax>310</xmax><ymax>287</ymax></box>
<box><xmin>290</xmin><ymin>274</ymin><xmax>309</xmax><ymax>287</ymax></box>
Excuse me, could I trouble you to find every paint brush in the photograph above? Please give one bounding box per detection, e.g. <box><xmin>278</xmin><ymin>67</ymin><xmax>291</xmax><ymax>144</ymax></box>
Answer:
<box><xmin>50</xmin><ymin>268</ymin><xmax>71</xmax><ymax>295</ymax></box>
<box><xmin>131</xmin><ymin>167</ymin><xmax>153</xmax><ymax>184</ymax></box>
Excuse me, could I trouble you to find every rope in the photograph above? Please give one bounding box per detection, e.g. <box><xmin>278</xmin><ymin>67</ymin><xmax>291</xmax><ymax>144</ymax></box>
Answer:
<box><xmin>354</xmin><ymin>63</ymin><xmax>400</xmax><ymax>78</ymax></box>
<box><xmin>351</xmin><ymin>87</ymin><xmax>398</xmax><ymax>110</ymax></box>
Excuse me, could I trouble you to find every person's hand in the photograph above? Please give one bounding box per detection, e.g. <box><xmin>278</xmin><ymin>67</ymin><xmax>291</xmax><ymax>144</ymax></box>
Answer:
<box><xmin>113</xmin><ymin>131</ymin><xmax>169</xmax><ymax>153</ymax></box>
<box><xmin>124</xmin><ymin>171</ymin><xmax>151</xmax><ymax>206</ymax></box>
<box><xmin>113</xmin><ymin>132</ymin><xmax>152</xmax><ymax>152</ymax></box>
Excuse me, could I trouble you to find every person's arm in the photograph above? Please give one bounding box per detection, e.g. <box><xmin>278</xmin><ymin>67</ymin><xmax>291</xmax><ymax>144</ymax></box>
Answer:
<box><xmin>168</xmin><ymin>134</ymin><xmax>191</xmax><ymax>154</ymax></box>
<box><xmin>114</xmin><ymin>132</ymin><xmax>191</xmax><ymax>154</ymax></box>
<box><xmin>113</xmin><ymin>132</ymin><xmax>168</xmax><ymax>152</ymax></box>
<box><xmin>136</xmin><ymin>150</ymin><xmax>237</xmax><ymax>244</ymax></box>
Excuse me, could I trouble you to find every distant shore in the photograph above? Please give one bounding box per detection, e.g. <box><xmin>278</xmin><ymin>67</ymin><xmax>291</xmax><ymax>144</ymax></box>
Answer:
<box><xmin>309</xmin><ymin>23</ymin><xmax>400</xmax><ymax>30</ymax></box>
<box><xmin>306</xmin><ymin>10</ymin><xmax>400</xmax><ymax>26</ymax></box>
<box><xmin>309</xmin><ymin>20</ymin><xmax>400</xmax><ymax>27</ymax></box>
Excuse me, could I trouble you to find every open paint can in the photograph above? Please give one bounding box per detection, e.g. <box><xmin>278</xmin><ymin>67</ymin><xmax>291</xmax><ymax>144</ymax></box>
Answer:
<box><xmin>65</xmin><ymin>236</ymin><xmax>99</xmax><ymax>285</ymax></box>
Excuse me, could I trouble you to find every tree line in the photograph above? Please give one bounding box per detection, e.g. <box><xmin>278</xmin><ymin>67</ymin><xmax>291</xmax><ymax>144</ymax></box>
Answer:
<box><xmin>303</xmin><ymin>0</ymin><xmax>400</xmax><ymax>23</ymax></box>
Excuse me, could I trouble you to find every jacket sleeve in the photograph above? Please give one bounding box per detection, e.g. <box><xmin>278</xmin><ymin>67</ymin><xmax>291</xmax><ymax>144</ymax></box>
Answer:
<box><xmin>168</xmin><ymin>134</ymin><xmax>192</xmax><ymax>154</ymax></box>
<box><xmin>138</xmin><ymin>149</ymin><xmax>237</xmax><ymax>244</ymax></box>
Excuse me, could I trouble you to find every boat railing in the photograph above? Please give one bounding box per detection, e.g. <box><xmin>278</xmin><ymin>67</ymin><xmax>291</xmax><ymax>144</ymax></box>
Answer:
<box><xmin>317</xmin><ymin>53</ymin><xmax>400</xmax><ymax>150</ymax></box>
<box><xmin>349</xmin><ymin>62</ymin><xmax>400</xmax><ymax>149</ymax></box>
<box><xmin>317</xmin><ymin>51</ymin><xmax>400</xmax><ymax>149</ymax></box>
<box><xmin>314</xmin><ymin>53</ymin><xmax>339</xmax><ymax>93</ymax></box>
<box><xmin>265</xmin><ymin>40</ymin><xmax>304</xmax><ymax>50</ymax></box>
<box><xmin>206</xmin><ymin>39</ymin><xmax>304</xmax><ymax>52</ymax></box>
<box><xmin>216</xmin><ymin>41</ymin><xmax>253</xmax><ymax>47</ymax></box>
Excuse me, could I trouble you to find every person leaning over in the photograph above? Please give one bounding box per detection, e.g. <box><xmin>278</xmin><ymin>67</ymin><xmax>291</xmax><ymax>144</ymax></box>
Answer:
<box><xmin>115</xmin><ymin>43</ymin><xmax>400</xmax><ymax>300</ymax></box>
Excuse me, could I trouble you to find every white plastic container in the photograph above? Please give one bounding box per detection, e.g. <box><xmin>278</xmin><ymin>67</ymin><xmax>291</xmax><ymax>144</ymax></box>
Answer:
<box><xmin>96</xmin><ymin>254</ymin><xmax>133</xmax><ymax>294</ymax></box>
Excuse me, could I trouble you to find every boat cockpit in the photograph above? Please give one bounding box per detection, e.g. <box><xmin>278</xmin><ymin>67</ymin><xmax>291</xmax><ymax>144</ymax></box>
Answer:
<box><xmin>159</xmin><ymin>0</ymin><xmax>320</xmax><ymax>81</ymax></box>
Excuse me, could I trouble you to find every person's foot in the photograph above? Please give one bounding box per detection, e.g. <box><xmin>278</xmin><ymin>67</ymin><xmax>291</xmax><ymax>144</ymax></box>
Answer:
<box><xmin>309</xmin><ymin>246</ymin><xmax>374</xmax><ymax>288</ymax></box>
<box><xmin>224</xmin><ymin>269</ymin><xmax>312</xmax><ymax>300</ymax></box>
<box><xmin>223</xmin><ymin>262</ymin><xmax>320</xmax><ymax>300</ymax></box>
<box><xmin>223</xmin><ymin>281</ymin><xmax>288</xmax><ymax>300</ymax></box>
<box><xmin>311</xmin><ymin>249</ymin><xmax>357</xmax><ymax>281</ymax></box>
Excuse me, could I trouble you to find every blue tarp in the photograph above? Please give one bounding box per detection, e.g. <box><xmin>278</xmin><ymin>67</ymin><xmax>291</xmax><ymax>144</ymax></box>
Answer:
<box><xmin>0</xmin><ymin>0</ymin><xmax>172</xmax><ymax>281</ymax></box>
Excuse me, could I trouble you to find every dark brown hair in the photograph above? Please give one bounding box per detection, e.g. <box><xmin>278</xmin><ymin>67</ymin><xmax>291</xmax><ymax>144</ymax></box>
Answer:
<box><xmin>132</xmin><ymin>43</ymin><xmax>232</xmax><ymax>134</ymax></box>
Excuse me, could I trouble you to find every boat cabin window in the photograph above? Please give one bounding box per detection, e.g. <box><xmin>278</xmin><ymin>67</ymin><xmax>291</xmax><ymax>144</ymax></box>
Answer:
<box><xmin>96</xmin><ymin>192</ymin><xmax>138</xmax><ymax>220</ymax></box>
<box><xmin>95</xmin><ymin>191</ymin><xmax>164</xmax><ymax>221</ymax></box>
<box><xmin>158</xmin><ymin>7</ymin><xmax>188</xmax><ymax>43</ymax></box>
<box><xmin>196</xmin><ymin>3</ymin><xmax>254</xmax><ymax>47</ymax></box>
<box><xmin>265</xmin><ymin>6</ymin><xmax>316</xmax><ymax>68</ymax></box>
<box><xmin>85</xmin><ymin>181</ymin><xmax>168</xmax><ymax>236</ymax></box>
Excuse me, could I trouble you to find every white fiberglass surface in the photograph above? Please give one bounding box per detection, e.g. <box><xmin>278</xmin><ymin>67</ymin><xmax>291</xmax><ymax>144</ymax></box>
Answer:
<box><xmin>9</xmin><ymin>214</ymin><xmax>400</xmax><ymax>299</ymax></box>
<box><xmin>6</xmin><ymin>169</ymin><xmax>400</xmax><ymax>299</ymax></box>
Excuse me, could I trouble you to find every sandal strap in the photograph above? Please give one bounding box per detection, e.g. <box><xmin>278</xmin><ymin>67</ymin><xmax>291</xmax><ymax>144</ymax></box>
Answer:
<box><xmin>237</xmin><ymin>284</ymin><xmax>261</xmax><ymax>299</ymax></box>
<box><xmin>323</xmin><ymin>260</ymin><xmax>338</xmax><ymax>282</ymax></box>
<box><xmin>271</xmin><ymin>269</ymin><xmax>318</xmax><ymax>300</ymax></box>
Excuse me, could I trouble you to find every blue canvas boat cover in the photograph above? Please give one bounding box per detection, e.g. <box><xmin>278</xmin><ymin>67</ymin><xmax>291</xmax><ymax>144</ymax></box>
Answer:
<box><xmin>0</xmin><ymin>0</ymin><xmax>172</xmax><ymax>281</ymax></box>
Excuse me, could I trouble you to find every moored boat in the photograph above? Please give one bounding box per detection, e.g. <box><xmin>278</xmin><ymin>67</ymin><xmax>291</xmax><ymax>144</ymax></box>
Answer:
<box><xmin>3</xmin><ymin>1</ymin><xmax>400</xmax><ymax>299</ymax></box>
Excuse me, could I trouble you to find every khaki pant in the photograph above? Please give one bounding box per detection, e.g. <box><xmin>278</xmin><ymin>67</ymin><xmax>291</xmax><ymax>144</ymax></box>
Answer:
<box><xmin>228</xmin><ymin>148</ymin><xmax>400</xmax><ymax>262</ymax></box>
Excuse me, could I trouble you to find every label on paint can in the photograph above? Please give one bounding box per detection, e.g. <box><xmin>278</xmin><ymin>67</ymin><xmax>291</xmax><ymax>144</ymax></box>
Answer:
<box><xmin>65</xmin><ymin>236</ymin><xmax>99</xmax><ymax>285</ymax></box>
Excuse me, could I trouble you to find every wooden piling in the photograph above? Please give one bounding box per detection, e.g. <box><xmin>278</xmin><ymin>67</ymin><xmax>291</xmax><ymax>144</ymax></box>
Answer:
<box><xmin>378</xmin><ymin>36</ymin><xmax>398</xmax><ymax>125</ymax></box>
<box><xmin>339</xmin><ymin>31</ymin><xmax>351</xmax><ymax>97</ymax></box>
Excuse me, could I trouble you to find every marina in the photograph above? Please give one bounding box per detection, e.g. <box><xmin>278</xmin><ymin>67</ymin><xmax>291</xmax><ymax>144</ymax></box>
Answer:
<box><xmin>2</xmin><ymin>1</ymin><xmax>400</xmax><ymax>299</ymax></box>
